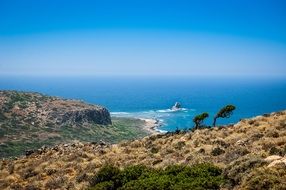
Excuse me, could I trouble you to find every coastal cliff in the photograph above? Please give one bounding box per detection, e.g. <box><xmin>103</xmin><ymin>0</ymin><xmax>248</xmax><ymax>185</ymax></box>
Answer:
<box><xmin>0</xmin><ymin>90</ymin><xmax>111</xmax><ymax>126</ymax></box>
<box><xmin>0</xmin><ymin>91</ymin><xmax>148</xmax><ymax>158</ymax></box>
<box><xmin>0</xmin><ymin>110</ymin><xmax>285</xmax><ymax>190</ymax></box>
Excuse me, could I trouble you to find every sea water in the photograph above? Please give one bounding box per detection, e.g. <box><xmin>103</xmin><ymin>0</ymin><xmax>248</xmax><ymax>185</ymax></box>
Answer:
<box><xmin>1</xmin><ymin>76</ymin><xmax>286</xmax><ymax>132</ymax></box>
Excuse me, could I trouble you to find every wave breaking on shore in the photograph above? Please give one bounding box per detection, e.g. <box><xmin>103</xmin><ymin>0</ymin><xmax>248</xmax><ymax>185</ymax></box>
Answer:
<box><xmin>111</xmin><ymin>108</ymin><xmax>193</xmax><ymax>134</ymax></box>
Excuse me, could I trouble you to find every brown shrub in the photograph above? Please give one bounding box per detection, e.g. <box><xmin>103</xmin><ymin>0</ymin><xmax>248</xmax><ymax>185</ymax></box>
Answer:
<box><xmin>269</xmin><ymin>147</ymin><xmax>284</xmax><ymax>156</ymax></box>
<box><xmin>250</xmin><ymin>133</ymin><xmax>264</xmax><ymax>141</ymax></box>
<box><xmin>197</xmin><ymin>148</ymin><xmax>205</xmax><ymax>154</ymax></box>
<box><xmin>45</xmin><ymin>176</ymin><xmax>67</xmax><ymax>189</ymax></box>
<box><xmin>10</xmin><ymin>183</ymin><xmax>23</xmax><ymax>190</ymax></box>
<box><xmin>241</xmin><ymin>165</ymin><xmax>286</xmax><ymax>190</ymax></box>
<box><xmin>7</xmin><ymin>162</ymin><xmax>14</xmax><ymax>174</ymax></box>
<box><xmin>211</xmin><ymin>147</ymin><xmax>225</xmax><ymax>156</ymax></box>
<box><xmin>223</xmin><ymin>155</ymin><xmax>267</xmax><ymax>187</ymax></box>
<box><xmin>248</xmin><ymin>120</ymin><xmax>255</xmax><ymax>125</ymax></box>
<box><xmin>76</xmin><ymin>172</ymin><xmax>88</xmax><ymax>183</ymax></box>
<box><xmin>24</xmin><ymin>184</ymin><xmax>40</xmax><ymax>190</ymax></box>
<box><xmin>262</xmin><ymin>142</ymin><xmax>276</xmax><ymax>152</ymax></box>
<box><xmin>152</xmin><ymin>159</ymin><xmax>163</xmax><ymax>165</ymax></box>
<box><xmin>21</xmin><ymin>168</ymin><xmax>38</xmax><ymax>179</ymax></box>
<box><xmin>212</xmin><ymin>139</ymin><xmax>229</xmax><ymax>148</ymax></box>
<box><xmin>173</xmin><ymin>141</ymin><xmax>186</xmax><ymax>150</ymax></box>
<box><xmin>265</xmin><ymin>130</ymin><xmax>279</xmax><ymax>138</ymax></box>
<box><xmin>45</xmin><ymin>168</ymin><xmax>57</xmax><ymax>176</ymax></box>
<box><xmin>150</xmin><ymin>146</ymin><xmax>159</xmax><ymax>154</ymax></box>
<box><xmin>224</xmin><ymin>147</ymin><xmax>250</xmax><ymax>164</ymax></box>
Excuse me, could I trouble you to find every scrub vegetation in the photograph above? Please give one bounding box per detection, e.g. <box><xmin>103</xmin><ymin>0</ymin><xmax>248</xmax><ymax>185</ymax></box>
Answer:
<box><xmin>0</xmin><ymin>110</ymin><xmax>285</xmax><ymax>189</ymax></box>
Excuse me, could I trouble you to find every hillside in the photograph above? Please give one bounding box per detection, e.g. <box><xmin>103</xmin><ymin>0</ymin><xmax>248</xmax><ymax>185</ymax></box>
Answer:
<box><xmin>0</xmin><ymin>110</ymin><xmax>285</xmax><ymax>189</ymax></box>
<box><xmin>0</xmin><ymin>91</ymin><xmax>149</xmax><ymax>158</ymax></box>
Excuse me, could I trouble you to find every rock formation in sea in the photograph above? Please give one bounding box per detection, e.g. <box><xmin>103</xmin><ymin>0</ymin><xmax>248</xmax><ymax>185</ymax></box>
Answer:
<box><xmin>171</xmin><ymin>102</ymin><xmax>182</xmax><ymax>110</ymax></box>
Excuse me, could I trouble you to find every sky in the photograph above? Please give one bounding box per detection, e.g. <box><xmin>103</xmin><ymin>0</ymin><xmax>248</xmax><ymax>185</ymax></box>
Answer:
<box><xmin>0</xmin><ymin>0</ymin><xmax>286</xmax><ymax>77</ymax></box>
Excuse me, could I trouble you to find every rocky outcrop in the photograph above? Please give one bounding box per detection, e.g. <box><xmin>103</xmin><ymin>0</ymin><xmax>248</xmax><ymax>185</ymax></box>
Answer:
<box><xmin>171</xmin><ymin>102</ymin><xmax>181</xmax><ymax>110</ymax></box>
<box><xmin>0</xmin><ymin>90</ymin><xmax>112</xmax><ymax>126</ymax></box>
<box><xmin>0</xmin><ymin>91</ymin><xmax>153</xmax><ymax>159</ymax></box>
<box><xmin>60</xmin><ymin>107</ymin><xmax>111</xmax><ymax>125</ymax></box>
<box><xmin>265</xmin><ymin>155</ymin><xmax>286</xmax><ymax>167</ymax></box>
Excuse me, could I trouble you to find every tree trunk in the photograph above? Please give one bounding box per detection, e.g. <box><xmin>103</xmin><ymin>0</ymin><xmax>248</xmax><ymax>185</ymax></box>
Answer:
<box><xmin>213</xmin><ymin>117</ymin><xmax>217</xmax><ymax>127</ymax></box>
<box><xmin>194</xmin><ymin>122</ymin><xmax>198</xmax><ymax>130</ymax></box>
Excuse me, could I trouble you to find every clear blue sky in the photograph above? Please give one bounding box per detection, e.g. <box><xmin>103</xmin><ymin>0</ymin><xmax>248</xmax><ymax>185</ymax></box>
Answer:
<box><xmin>0</xmin><ymin>0</ymin><xmax>285</xmax><ymax>77</ymax></box>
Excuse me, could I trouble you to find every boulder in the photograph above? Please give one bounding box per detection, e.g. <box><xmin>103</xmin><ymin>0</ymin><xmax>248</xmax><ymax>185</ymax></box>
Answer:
<box><xmin>265</xmin><ymin>155</ymin><xmax>282</xmax><ymax>162</ymax></box>
<box><xmin>25</xmin><ymin>150</ymin><xmax>35</xmax><ymax>156</ymax></box>
<box><xmin>265</xmin><ymin>155</ymin><xmax>286</xmax><ymax>167</ymax></box>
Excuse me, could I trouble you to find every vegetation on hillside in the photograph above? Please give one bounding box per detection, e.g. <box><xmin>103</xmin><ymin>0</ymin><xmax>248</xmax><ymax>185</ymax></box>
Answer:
<box><xmin>89</xmin><ymin>163</ymin><xmax>225</xmax><ymax>190</ymax></box>
<box><xmin>0</xmin><ymin>110</ymin><xmax>285</xmax><ymax>190</ymax></box>
<box><xmin>0</xmin><ymin>92</ymin><xmax>285</xmax><ymax>190</ymax></box>
<box><xmin>0</xmin><ymin>117</ymin><xmax>148</xmax><ymax>158</ymax></box>
<box><xmin>0</xmin><ymin>91</ymin><xmax>149</xmax><ymax>158</ymax></box>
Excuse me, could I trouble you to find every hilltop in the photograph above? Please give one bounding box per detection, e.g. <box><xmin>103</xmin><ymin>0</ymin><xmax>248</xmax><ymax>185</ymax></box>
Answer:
<box><xmin>0</xmin><ymin>110</ymin><xmax>285</xmax><ymax>189</ymax></box>
<box><xmin>0</xmin><ymin>91</ymin><xmax>149</xmax><ymax>158</ymax></box>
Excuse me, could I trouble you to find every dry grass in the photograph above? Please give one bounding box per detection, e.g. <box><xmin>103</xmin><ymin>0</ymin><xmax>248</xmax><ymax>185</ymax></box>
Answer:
<box><xmin>0</xmin><ymin>110</ymin><xmax>286</xmax><ymax>189</ymax></box>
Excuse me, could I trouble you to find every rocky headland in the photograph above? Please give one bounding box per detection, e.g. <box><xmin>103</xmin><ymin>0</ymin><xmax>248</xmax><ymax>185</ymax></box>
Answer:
<box><xmin>0</xmin><ymin>91</ymin><xmax>149</xmax><ymax>158</ymax></box>
<box><xmin>0</xmin><ymin>90</ymin><xmax>111</xmax><ymax>126</ymax></box>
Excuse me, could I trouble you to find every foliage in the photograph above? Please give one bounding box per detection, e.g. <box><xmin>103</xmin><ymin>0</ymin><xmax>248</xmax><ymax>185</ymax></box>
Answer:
<box><xmin>90</xmin><ymin>165</ymin><xmax>121</xmax><ymax>186</ymax></box>
<box><xmin>193</xmin><ymin>112</ymin><xmax>209</xmax><ymax>129</ymax></box>
<box><xmin>213</xmin><ymin>105</ymin><xmax>236</xmax><ymax>127</ymax></box>
<box><xmin>89</xmin><ymin>163</ymin><xmax>226</xmax><ymax>190</ymax></box>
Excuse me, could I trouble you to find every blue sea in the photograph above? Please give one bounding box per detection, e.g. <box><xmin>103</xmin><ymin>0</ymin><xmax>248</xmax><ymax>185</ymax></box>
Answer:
<box><xmin>1</xmin><ymin>76</ymin><xmax>286</xmax><ymax>132</ymax></box>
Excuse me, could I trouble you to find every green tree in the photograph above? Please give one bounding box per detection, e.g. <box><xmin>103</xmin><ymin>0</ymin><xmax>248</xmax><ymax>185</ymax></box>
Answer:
<box><xmin>193</xmin><ymin>112</ymin><xmax>209</xmax><ymax>129</ymax></box>
<box><xmin>213</xmin><ymin>105</ymin><xmax>236</xmax><ymax>127</ymax></box>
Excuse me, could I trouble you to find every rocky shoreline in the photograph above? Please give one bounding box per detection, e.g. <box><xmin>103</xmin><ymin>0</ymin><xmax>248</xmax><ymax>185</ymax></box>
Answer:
<box><xmin>140</xmin><ymin>118</ymin><xmax>163</xmax><ymax>135</ymax></box>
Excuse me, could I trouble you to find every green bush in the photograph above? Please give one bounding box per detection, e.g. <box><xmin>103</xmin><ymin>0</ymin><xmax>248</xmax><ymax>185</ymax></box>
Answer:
<box><xmin>118</xmin><ymin>165</ymin><xmax>151</xmax><ymax>185</ymax></box>
<box><xmin>90</xmin><ymin>165</ymin><xmax>121</xmax><ymax>187</ymax></box>
<box><xmin>89</xmin><ymin>163</ymin><xmax>226</xmax><ymax>190</ymax></box>
<box><xmin>91</xmin><ymin>181</ymin><xmax>114</xmax><ymax>190</ymax></box>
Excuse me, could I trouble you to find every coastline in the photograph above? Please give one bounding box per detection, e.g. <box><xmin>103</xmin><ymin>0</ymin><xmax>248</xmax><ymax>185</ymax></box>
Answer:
<box><xmin>140</xmin><ymin>118</ymin><xmax>162</xmax><ymax>135</ymax></box>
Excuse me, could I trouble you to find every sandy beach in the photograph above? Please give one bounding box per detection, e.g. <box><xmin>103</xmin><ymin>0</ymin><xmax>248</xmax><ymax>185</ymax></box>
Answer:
<box><xmin>140</xmin><ymin>118</ymin><xmax>161</xmax><ymax>135</ymax></box>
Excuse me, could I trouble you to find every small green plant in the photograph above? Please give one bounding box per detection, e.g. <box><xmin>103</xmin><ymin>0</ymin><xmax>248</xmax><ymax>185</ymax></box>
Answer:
<box><xmin>213</xmin><ymin>105</ymin><xmax>236</xmax><ymax>127</ymax></box>
<box><xmin>193</xmin><ymin>112</ymin><xmax>209</xmax><ymax>129</ymax></box>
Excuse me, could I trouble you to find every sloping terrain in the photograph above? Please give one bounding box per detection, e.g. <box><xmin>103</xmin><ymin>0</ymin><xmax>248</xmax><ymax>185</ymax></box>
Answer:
<box><xmin>0</xmin><ymin>91</ymin><xmax>148</xmax><ymax>158</ymax></box>
<box><xmin>0</xmin><ymin>110</ymin><xmax>285</xmax><ymax>189</ymax></box>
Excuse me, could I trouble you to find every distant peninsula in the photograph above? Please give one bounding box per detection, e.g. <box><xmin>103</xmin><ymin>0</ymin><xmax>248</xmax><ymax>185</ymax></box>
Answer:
<box><xmin>0</xmin><ymin>91</ymin><xmax>150</xmax><ymax>158</ymax></box>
